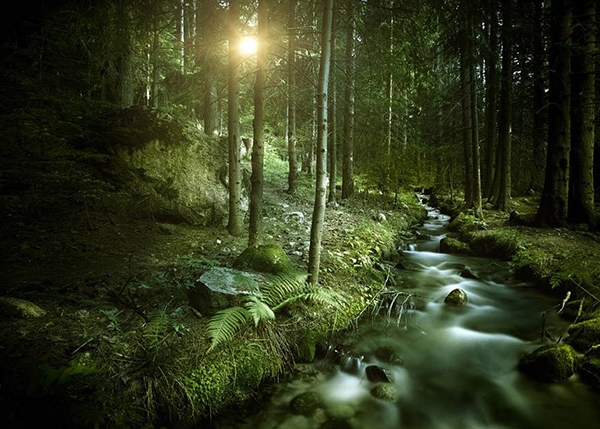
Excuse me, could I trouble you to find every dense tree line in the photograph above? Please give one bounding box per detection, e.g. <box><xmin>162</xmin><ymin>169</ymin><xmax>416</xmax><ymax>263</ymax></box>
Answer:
<box><xmin>1</xmin><ymin>0</ymin><xmax>598</xmax><ymax>283</ymax></box>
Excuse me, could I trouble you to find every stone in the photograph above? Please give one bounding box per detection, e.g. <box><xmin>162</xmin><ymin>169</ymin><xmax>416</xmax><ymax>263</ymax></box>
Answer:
<box><xmin>370</xmin><ymin>383</ymin><xmax>398</xmax><ymax>402</ymax></box>
<box><xmin>0</xmin><ymin>297</ymin><xmax>47</xmax><ymax>318</ymax></box>
<box><xmin>376</xmin><ymin>213</ymin><xmax>387</xmax><ymax>222</ymax></box>
<box><xmin>365</xmin><ymin>365</ymin><xmax>393</xmax><ymax>383</ymax></box>
<box><xmin>566</xmin><ymin>318</ymin><xmax>600</xmax><ymax>353</ymax></box>
<box><xmin>187</xmin><ymin>267</ymin><xmax>264</xmax><ymax>315</ymax></box>
<box><xmin>483</xmin><ymin>202</ymin><xmax>495</xmax><ymax>210</ymax></box>
<box><xmin>325</xmin><ymin>403</ymin><xmax>355</xmax><ymax>420</ymax></box>
<box><xmin>284</xmin><ymin>211</ymin><xmax>305</xmax><ymax>223</ymax></box>
<box><xmin>578</xmin><ymin>345</ymin><xmax>600</xmax><ymax>389</ymax></box>
<box><xmin>459</xmin><ymin>267</ymin><xmax>478</xmax><ymax>280</ymax></box>
<box><xmin>290</xmin><ymin>391</ymin><xmax>323</xmax><ymax>415</ymax></box>
<box><xmin>444</xmin><ymin>288</ymin><xmax>468</xmax><ymax>306</ymax></box>
<box><xmin>374</xmin><ymin>346</ymin><xmax>404</xmax><ymax>366</ymax></box>
<box><xmin>277</xmin><ymin>414</ymin><xmax>310</xmax><ymax>429</ymax></box>
<box><xmin>320</xmin><ymin>420</ymin><xmax>353</xmax><ymax>429</ymax></box>
<box><xmin>518</xmin><ymin>343</ymin><xmax>575</xmax><ymax>382</ymax></box>
<box><xmin>439</xmin><ymin>237</ymin><xmax>469</xmax><ymax>255</ymax></box>
<box><xmin>233</xmin><ymin>244</ymin><xmax>293</xmax><ymax>274</ymax></box>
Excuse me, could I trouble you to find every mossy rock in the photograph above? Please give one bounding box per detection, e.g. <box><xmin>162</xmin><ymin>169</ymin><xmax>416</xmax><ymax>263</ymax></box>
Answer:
<box><xmin>566</xmin><ymin>318</ymin><xmax>600</xmax><ymax>353</ymax></box>
<box><xmin>0</xmin><ymin>296</ymin><xmax>47</xmax><ymax>318</ymax></box>
<box><xmin>374</xmin><ymin>346</ymin><xmax>404</xmax><ymax>366</ymax></box>
<box><xmin>234</xmin><ymin>244</ymin><xmax>293</xmax><ymax>274</ymax></box>
<box><xmin>325</xmin><ymin>403</ymin><xmax>355</xmax><ymax>420</ymax></box>
<box><xmin>444</xmin><ymin>288</ymin><xmax>468</xmax><ymax>307</ymax></box>
<box><xmin>518</xmin><ymin>343</ymin><xmax>575</xmax><ymax>382</ymax></box>
<box><xmin>370</xmin><ymin>383</ymin><xmax>398</xmax><ymax>402</ymax></box>
<box><xmin>577</xmin><ymin>345</ymin><xmax>600</xmax><ymax>389</ymax></box>
<box><xmin>439</xmin><ymin>237</ymin><xmax>469</xmax><ymax>255</ymax></box>
<box><xmin>290</xmin><ymin>391</ymin><xmax>323</xmax><ymax>415</ymax></box>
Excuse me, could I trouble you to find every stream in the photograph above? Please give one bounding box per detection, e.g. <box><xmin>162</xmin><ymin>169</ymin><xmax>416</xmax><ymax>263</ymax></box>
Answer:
<box><xmin>218</xmin><ymin>199</ymin><xmax>600</xmax><ymax>429</ymax></box>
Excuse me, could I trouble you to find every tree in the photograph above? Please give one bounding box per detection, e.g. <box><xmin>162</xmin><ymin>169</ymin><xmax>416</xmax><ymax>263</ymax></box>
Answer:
<box><xmin>496</xmin><ymin>0</ymin><xmax>513</xmax><ymax>212</ymax></box>
<box><xmin>341</xmin><ymin>0</ymin><xmax>355</xmax><ymax>200</ymax></box>
<box><xmin>227</xmin><ymin>0</ymin><xmax>244</xmax><ymax>236</ymax></box>
<box><xmin>197</xmin><ymin>0</ymin><xmax>220</xmax><ymax>136</ymax></box>
<box><xmin>530</xmin><ymin>0</ymin><xmax>546</xmax><ymax>191</ymax></box>
<box><xmin>536</xmin><ymin>0</ymin><xmax>572</xmax><ymax>227</ymax></box>
<box><xmin>248</xmin><ymin>0</ymin><xmax>268</xmax><ymax>246</ymax></box>
<box><xmin>483</xmin><ymin>0</ymin><xmax>498</xmax><ymax>198</ymax></box>
<box><xmin>287</xmin><ymin>0</ymin><xmax>298</xmax><ymax>194</ymax></box>
<box><xmin>568</xmin><ymin>0</ymin><xmax>595</xmax><ymax>225</ymax></box>
<box><xmin>308</xmin><ymin>0</ymin><xmax>334</xmax><ymax>285</ymax></box>
<box><xmin>327</xmin><ymin>6</ymin><xmax>337</xmax><ymax>203</ymax></box>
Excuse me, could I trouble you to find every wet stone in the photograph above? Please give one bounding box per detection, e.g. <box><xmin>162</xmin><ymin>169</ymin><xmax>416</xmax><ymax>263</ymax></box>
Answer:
<box><xmin>325</xmin><ymin>403</ymin><xmax>355</xmax><ymax>420</ymax></box>
<box><xmin>365</xmin><ymin>365</ymin><xmax>393</xmax><ymax>383</ymax></box>
<box><xmin>444</xmin><ymin>288</ymin><xmax>468</xmax><ymax>306</ymax></box>
<box><xmin>459</xmin><ymin>267</ymin><xmax>478</xmax><ymax>280</ymax></box>
<box><xmin>370</xmin><ymin>383</ymin><xmax>399</xmax><ymax>402</ymax></box>
<box><xmin>374</xmin><ymin>346</ymin><xmax>404</xmax><ymax>366</ymax></box>
<box><xmin>290</xmin><ymin>391</ymin><xmax>322</xmax><ymax>415</ymax></box>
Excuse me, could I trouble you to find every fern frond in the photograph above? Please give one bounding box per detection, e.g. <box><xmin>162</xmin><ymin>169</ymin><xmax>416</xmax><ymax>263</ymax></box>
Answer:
<box><xmin>245</xmin><ymin>296</ymin><xmax>276</xmax><ymax>327</ymax></box>
<box><xmin>143</xmin><ymin>311</ymin><xmax>171</xmax><ymax>351</ymax></box>
<box><xmin>207</xmin><ymin>307</ymin><xmax>250</xmax><ymax>351</ymax></box>
<box><xmin>271</xmin><ymin>287</ymin><xmax>345</xmax><ymax>311</ymax></box>
<box><xmin>261</xmin><ymin>271</ymin><xmax>309</xmax><ymax>308</ymax></box>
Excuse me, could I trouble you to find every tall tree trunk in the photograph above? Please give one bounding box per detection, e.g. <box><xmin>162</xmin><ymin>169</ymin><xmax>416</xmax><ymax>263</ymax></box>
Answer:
<box><xmin>496</xmin><ymin>0</ymin><xmax>512</xmax><ymax>212</ymax></box>
<box><xmin>327</xmin><ymin>6</ymin><xmax>337</xmax><ymax>203</ymax></box>
<box><xmin>530</xmin><ymin>0</ymin><xmax>546</xmax><ymax>191</ymax></box>
<box><xmin>249</xmin><ymin>0</ymin><xmax>268</xmax><ymax>246</ymax></box>
<box><xmin>469</xmin><ymin>19</ymin><xmax>483</xmax><ymax>218</ymax></box>
<box><xmin>227</xmin><ymin>0</ymin><xmax>244</xmax><ymax>236</ymax></box>
<box><xmin>460</xmin><ymin>45</ymin><xmax>473</xmax><ymax>207</ymax></box>
<box><xmin>568</xmin><ymin>0</ymin><xmax>595</xmax><ymax>225</ymax></box>
<box><xmin>387</xmin><ymin>0</ymin><xmax>395</xmax><ymax>156</ymax></box>
<box><xmin>308</xmin><ymin>0</ymin><xmax>334</xmax><ymax>285</ymax></box>
<box><xmin>287</xmin><ymin>0</ymin><xmax>298</xmax><ymax>193</ymax></box>
<box><xmin>197</xmin><ymin>0</ymin><xmax>219</xmax><ymax>136</ymax></box>
<box><xmin>483</xmin><ymin>1</ymin><xmax>498</xmax><ymax>198</ymax></box>
<box><xmin>536</xmin><ymin>0</ymin><xmax>572</xmax><ymax>227</ymax></box>
<box><xmin>341</xmin><ymin>0</ymin><xmax>355</xmax><ymax>200</ymax></box>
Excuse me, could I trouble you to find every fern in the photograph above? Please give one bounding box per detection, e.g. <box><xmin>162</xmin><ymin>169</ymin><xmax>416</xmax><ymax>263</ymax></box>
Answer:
<box><xmin>207</xmin><ymin>307</ymin><xmax>250</xmax><ymax>351</ymax></box>
<box><xmin>143</xmin><ymin>310</ymin><xmax>171</xmax><ymax>352</ymax></box>
<box><xmin>261</xmin><ymin>271</ymin><xmax>309</xmax><ymax>308</ymax></box>
<box><xmin>245</xmin><ymin>296</ymin><xmax>275</xmax><ymax>327</ymax></box>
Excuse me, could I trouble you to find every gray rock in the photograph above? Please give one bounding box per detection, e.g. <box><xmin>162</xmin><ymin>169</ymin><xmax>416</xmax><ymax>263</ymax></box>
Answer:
<box><xmin>284</xmin><ymin>211</ymin><xmax>305</xmax><ymax>223</ymax></box>
<box><xmin>459</xmin><ymin>267</ymin><xmax>478</xmax><ymax>280</ymax></box>
<box><xmin>444</xmin><ymin>288</ymin><xmax>468</xmax><ymax>306</ymax></box>
<box><xmin>0</xmin><ymin>297</ymin><xmax>47</xmax><ymax>318</ymax></box>
<box><xmin>376</xmin><ymin>213</ymin><xmax>387</xmax><ymax>222</ymax></box>
<box><xmin>365</xmin><ymin>365</ymin><xmax>393</xmax><ymax>383</ymax></box>
<box><xmin>187</xmin><ymin>267</ymin><xmax>264</xmax><ymax>315</ymax></box>
<box><xmin>290</xmin><ymin>391</ymin><xmax>322</xmax><ymax>415</ymax></box>
<box><xmin>325</xmin><ymin>403</ymin><xmax>355</xmax><ymax>420</ymax></box>
<box><xmin>483</xmin><ymin>202</ymin><xmax>495</xmax><ymax>210</ymax></box>
<box><xmin>374</xmin><ymin>346</ymin><xmax>404</xmax><ymax>366</ymax></box>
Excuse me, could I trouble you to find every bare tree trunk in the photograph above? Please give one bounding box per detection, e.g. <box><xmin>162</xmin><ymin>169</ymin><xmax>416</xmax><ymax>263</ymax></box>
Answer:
<box><xmin>287</xmin><ymin>0</ymin><xmax>298</xmax><ymax>193</ymax></box>
<box><xmin>197</xmin><ymin>0</ymin><xmax>219</xmax><ymax>136</ymax></box>
<box><xmin>469</xmin><ymin>18</ymin><xmax>483</xmax><ymax>218</ymax></box>
<box><xmin>227</xmin><ymin>0</ymin><xmax>244</xmax><ymax>236</ymax></box>
<box><xmin>536</xmin><ymin>0</ymin><xmax>572</xmax><ymax>227</ymax></box>
<box><xmin>327</xmin><ymin>6</ymin><xmax>337</xmax><ymax>203</ymax></box>
<box><xmin>530</xmin><ymin>0</ymin><xmax>546</xmax><ymax>191</ymax></box>
<box><xmin>460</xmin><ymin>46</ymin><xmax>473</xmax><ymax>207</ymax></box>
<box><xmin>496</xmin><ymin>0</ymin><xmax>512</xmax><ymax>212</ymax></box>
<box><xmin>249</xmin><ymin>0</ymin><xmax>268</xmax><ymax>246</ymax></box>
<box><xmin>483</xmin><ymin>0</ymin><xmax>498</xmax><ymax>198</ymax></box>
<box><xmin>341</xmin><ymin>0</ymin><xmax>355</xmax><ymax>200</ymax></box>
<box><xmin>568</xmin><ymin>0</ymin><xmax>595</xmax><ymax>225</ymax></box>
<box><xmin>308</xmin><ymin>0</ymin><xmax>334</xmax><ymax>285</ymax></box>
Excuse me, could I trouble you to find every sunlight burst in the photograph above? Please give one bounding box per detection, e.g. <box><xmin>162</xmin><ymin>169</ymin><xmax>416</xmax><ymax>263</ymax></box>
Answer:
<box><xmin>239</xmin><ymin>36</ymin><xmax>258</xmax><ymax>56</ymax></box>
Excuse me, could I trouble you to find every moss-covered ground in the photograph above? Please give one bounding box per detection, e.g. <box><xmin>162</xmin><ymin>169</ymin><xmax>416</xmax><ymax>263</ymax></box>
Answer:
<box><xmin>0</xmin><ymin>148</ymin><xmax>426</xmax><ymax>428</ymax></box>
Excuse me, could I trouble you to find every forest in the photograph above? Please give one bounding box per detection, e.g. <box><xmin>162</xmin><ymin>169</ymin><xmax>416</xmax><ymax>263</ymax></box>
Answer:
<box><xmin>1</xmin><ymin>0</ymin><xmax>600</xmax><ymax>428</ymax></box>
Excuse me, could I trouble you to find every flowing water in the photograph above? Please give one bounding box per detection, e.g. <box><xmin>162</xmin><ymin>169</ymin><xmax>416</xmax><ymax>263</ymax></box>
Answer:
<box><xmin>222</xmin><ymin>200</ymin><xmax>600</xmax><ymax>429</ymax></box>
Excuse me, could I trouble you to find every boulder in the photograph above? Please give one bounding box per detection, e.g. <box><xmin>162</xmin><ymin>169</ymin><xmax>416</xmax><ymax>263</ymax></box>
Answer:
<box><xmin>283</xmin><ymin>211</ymin><xmax>305</xmax><ymax>223</ymax></box>
<box><xmin>319</xmin><ymin>420</ymin><xmax>353</xmax><ymax>429</ymax></box>
<box><xmin>233</xmin><ymin>244</ymin><xmax>293</xmax><ymax>274</ymax></box>
<box><xmin>290</xmin><ymin>391</ymin><xmax>322</xmax><ymax>415</ymax></box>
<box><xmin>325</xmin><ymin>403</ymin><xmax>355</xmax><ymax>420</ymax></box>
<box><xmin>459</xmin><ymin>267</ymin><xmax>478</xmax><ymax>280</ymax></box>
<box><xmin>444</xmin><ymin>288</ymin><xmax>468</xmax><ymax>306</ymax></box>
<box><xmin>277</xmin><ymin>415</ymin><xmax>310</xmax><ymax>429</ymax></box>
<box><xmin>187</xmin><ymin>267</ymin><xmax>263</xmax><ymax>315</ymax></box>
<box><xmin>376</xmin><ymin>213</ymin><xmax>387</xmax><ymax>222</ymax></box>
<box><xmin>566</xmin><ymin>318</ymin><xmax>600</xmax><ymax>353</ymax></box>
<box><xmin>365</xmin><ymin>365</ymin><xmax>393</xmax><ymax>383</ymax></box>
<box><xmin>578</xmin><ymin>345</ymin><xmax>600</xmax><ymax>389</ymax></box>
<box><xmin>439</xmin><ymin>237</ymin><xmax>469</xmax><ymax>255</ymax></box>
<box><xmin>370</xmin><ymin>383</ymin><xmax>398</xmax><ymax>402</ymax></box>
<box><xmin>374</xmin><ymin>346</ymin><xmax>404</xmax><ymax>366</ymax></box>
<box><xmin>518</xmin><ymin>343</ymin><xmax>575</xmax><ymax>382</ymax></box>
<box><xmin>0</xmin><ymin>296</ymin><xmax>47</xmax><ymax>319</ymax></box>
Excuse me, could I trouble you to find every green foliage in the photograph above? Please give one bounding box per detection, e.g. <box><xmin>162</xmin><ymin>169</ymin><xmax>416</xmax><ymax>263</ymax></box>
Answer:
<box><xmin>469</xmin><ymin>228</ymin><xmax>525</xmax><ymax>259</ymax></box>
<box><xmin>233</xmin><ymin>243</ymin><xmax>293</xmax><ymax>274</ymax></box>
<box><xmin>38</xmin><ymin>355</ymin><xmax>99</xmax><ymax>389</ymax></box>
<box><xmin>206</xmin><ymin>271</ymin><xmax>343</xmax><ymax>351</ymax></box>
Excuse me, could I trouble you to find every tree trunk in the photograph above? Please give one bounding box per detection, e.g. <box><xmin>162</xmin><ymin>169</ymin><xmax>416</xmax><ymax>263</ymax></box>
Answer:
<box><xmin>530</xmin><ymin>0</ymin><xmax>546</xmax><ymax>191</ymax></box>
<box><xmin>483</xmin><ymin>1</ymin><xmax>498</xmax><ymax>198</ymax></box>
<box><xmin>469</xmin><ymin>17</ymin><xmax>483</xmax><ymax>218</ymax></box>
<box><xmin>308</xmin><ymin>0</ymin><xmax>333</xmax><ymax>285</ymax></box>
<box><xmin>248</xmin><ymin>0</ymin><xmax>268</xmax><ymax>246</ymax></box>
<box><xmin>568</xmin><ymin>0</ymin><xmax>595</xmax><ymax>225</ymax></box>
<box><xmin>460</xmin><ymin>46</ymin><xmax>473</xmax><ymax>207</ymax></box>
<box><xmin>496</xmin><ymin>0</ymin><xmax>512</xmax><ymax>212</ymax></box>
<box><xmin>197</xmin><ymin>0</ymin><xmax>219</xmax><ymax>136</ymax></box>
<box><xmin>327</xmin><ymin>6</ymin><xmax>337</xmax><ymax>203</ymax></box>
<box><xmin>227</xmin><ymin>0</ymin><xmax>244</xmax><ymax>236</ymax></box>
<box><xmin>536</xmin><ymin>0</ymin><xmax>572</xmax><ymax>227</ymax></box>
<box><xmin>341</xmin><ymin>0</ymin><xmax>355</xmax><ymax>200</ymax></box>
<box><xmin>287</xmin><ymin>0</ymin><xmax>298</xmax><ymax>194</ymax></box>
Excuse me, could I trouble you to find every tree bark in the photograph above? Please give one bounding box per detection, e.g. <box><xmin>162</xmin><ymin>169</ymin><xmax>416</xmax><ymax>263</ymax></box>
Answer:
<box><xmin>460</xmin><ymin>45</ymin><xmax>473</xmax><ymax>207</ymax></box>
<box><xmin>327</xmin><ymin>6</ymin><xmax>337</xmax><ymax>203</ymax></box>
<box><xmin>496</xmin><ymin>0</ymin><xmax>512</xmax><ymax>212</ymax></box>
<box><xmin>469</xmin><ymin>16</ymin><xmax>483</xmax><ymax>218</ymax></box>
<box><xmin>249</xmin><ymin>0</ymin><xmax>268</xmax><ymax>246</ymax></box>
<box><xmin>568</xmin><ymin>0</ymin><xmax>595</xmax><ymax>225</ymax></box>
<box><xmin>227</xmin><ymin>0</ymin><xmax>244</xmax><ymax>236</ymax></box>
<box><xmin>287</xmin><ymin>0</ymin><xmax>298</xmax><ymax>194</ymax></box>
<box><xmin>308</xmin><ymin>0</ymin><xmax>333</xmax><ymax>285</ymax></box>
<box><xmin>483</xmin><ymin>1</ymin><xmax>498</xmax><ymax>198</ymax></box>
<box><xmin>530</xmin><ymin>0</ymin><xmax>546</xmax><ymax>191</ymax></box>
<box><xmin>341</xmin><ymin>0</ymin><xmax>355</xmax><ymax>200</ymax></box>
<box><xmin>197</xmin><ymin>0</ymin><xmax>219</xmax><ymax>136</ymax></box>
<box><xmin>536</xmin><ymin>0</ymin><xmax>572</xmax><ymax>227</ymax></box>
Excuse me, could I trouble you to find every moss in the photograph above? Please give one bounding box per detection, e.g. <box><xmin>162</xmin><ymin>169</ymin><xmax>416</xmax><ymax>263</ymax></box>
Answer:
<box><xmin>567</xmin><ymin>318</ymin><xmax>600</xmax><ymax>353</ymax></box>
<box><xmin>468</xmin><ymin>229</ymin><xmax>523</xmax><ymax>259</ymax></box>
<box><xmin>0</xmin><ymin>297</ymin><xmax>47</xmax><ymax>318</ymax></box>
<box><xmin>511</xmin><ymin>247</ymin><xmax>555</xmax><ymax>282</ymax></box>
<box><xmin>447</xmin><ymin>212</ymin><xmax>484</xmax><ymax>235</ymax></box>
<box><xmin>578</xmin><ymin>344</ymin><xmax>600</xmax><ymax>389</ymax></box>
<box><xmin>290</xmin><ymin>391</ymin><xmax>322</xmax><ymax>415</ymax></box>
<box><xmin>439</xmin><ymin>237</ymin><xmax>470</xmax><ymax>255</ymax></box>
<box><xmin>370</xmin><ymin>383</ymin><xmax>398</xmax><ymax>401</ymax></box>
<box><xmin>444</xmin><ymin>288</ymin><xmax>468</xmax><ymax>306</ymax></box>
<box><xmin>518</xmin><ymin>343</ymin><xmax>575</xmax><ymax>382</ymax></box>
<box><xmin>233</xmin><ymin>244</ymin><xmax>292</xmax><ymax>274</ymax></box>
